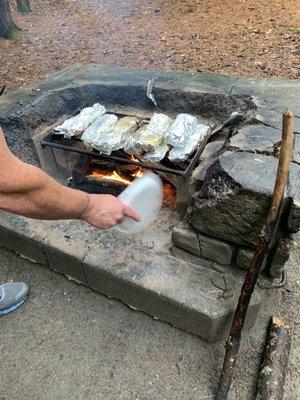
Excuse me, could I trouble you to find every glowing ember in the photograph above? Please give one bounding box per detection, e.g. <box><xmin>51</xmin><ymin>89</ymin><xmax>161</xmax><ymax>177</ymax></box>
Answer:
<box><xmin>163</xmin><ymin>182</ymin><xmax>176</xmax><ymax>207</ymax></box>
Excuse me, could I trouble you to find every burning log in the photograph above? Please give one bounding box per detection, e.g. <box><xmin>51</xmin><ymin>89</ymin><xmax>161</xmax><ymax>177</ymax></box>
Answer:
<box><xmin>256</xmin><ymin>316</ymin><xmax>291</xmax><ymax>400</ymax></box>
<box><xmin>68</xmin><ymin>176</ymin><xmax>127</xmax><ymax>197</ymax></box>
<box><xmin>216</xmin><ymin>109</ymin><xmax>295</xmax><ymax>400</ymax></box>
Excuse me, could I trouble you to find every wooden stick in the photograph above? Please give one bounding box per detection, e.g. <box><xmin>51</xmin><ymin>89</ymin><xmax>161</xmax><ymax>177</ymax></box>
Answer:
<box><xmin>216</xmin><ymin>109</ymin><xmax>295</xmax><ymax>400</ymax></box>
<box><xmin>256</xmin><ymin>316</ymin><xmax>291</xmax><ymax>400</ymax></box>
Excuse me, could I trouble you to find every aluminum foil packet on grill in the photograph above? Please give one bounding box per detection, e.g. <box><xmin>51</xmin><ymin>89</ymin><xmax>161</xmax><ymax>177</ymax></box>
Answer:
<box><xmin>143</xmin><ymin>141</ymin><xmax>170</xmax><ymax>162</ymax></box>
<box><xmin>168</xmin><ymin>124</ymin><xmax>210</xmax><ymax>162</ymax></box>
<box><xmin>138</xmin><ymin>113</ymin><xmax>173</xmax><ymax>152</ymax></box>
<box><xmin>54</xmin><ymin>103</ymin><xmax>106</xmax><ymax>138</ymax></box>
<box><xmin>92</xmin><ymin>117</ymin><xmax>139</xmax><ymax>155</ymax></box>
<box><xmin>123</xmin><ymin>126</ymin><xmax>145</xmax><ymax>156</ymax></box>
<box><xmin>81</xmin><ymin>114</ymin><xmax>118</xmax><ymax>145</ymax></box>
<box><xmin>164</xmin><ymin>113</ymin><xmax>198</xmax><ymax>148</ymax></box>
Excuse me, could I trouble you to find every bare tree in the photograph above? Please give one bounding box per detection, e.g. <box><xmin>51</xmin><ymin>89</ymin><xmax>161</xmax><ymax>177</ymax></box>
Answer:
<box><xmin>16</xmin><ymin>0</ymin><xmax>31</xmax><ymax>13</ymax></box>
<box><xmin>0</xmin><ymin>0</ymin><xmax>16</xmax><ymax>38</ymax></box>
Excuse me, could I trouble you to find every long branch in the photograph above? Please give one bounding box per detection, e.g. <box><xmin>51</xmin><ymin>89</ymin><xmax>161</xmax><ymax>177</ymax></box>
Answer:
<box><xmin>216</xmin><ymin>109</ymin><xmax>295</xmax><ymax>400</ymax></box>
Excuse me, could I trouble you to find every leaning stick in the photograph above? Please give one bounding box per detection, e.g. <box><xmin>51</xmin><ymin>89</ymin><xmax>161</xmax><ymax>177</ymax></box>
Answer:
<box><xmin>256</xmin><ymin>316</ymin><xmax>292</xmax><ymax>400</ymax></box>
<box><xmin>216</xmin><ymin>109</ymin><xmax>295</xmax><ymax>400</ymax></box>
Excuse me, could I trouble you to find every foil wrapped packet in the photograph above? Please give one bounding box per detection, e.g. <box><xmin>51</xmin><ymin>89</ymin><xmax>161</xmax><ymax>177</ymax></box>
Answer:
<box><xmin>81</xmin><ymin>114</ymin><xmax>118</xmax><ymax>145</ymax></box>
<box><xmin>138</xmin><ymin>113</ymin><xmax>172</xmax><ymax>152</ymax></box>
<box><xmin>143</xmin><ymin>141</ymin><xmax>170</xmax><ymax>162</ymax></box>
<box><xmin>123</xmin><ymin>126</ymin><xmax>145</xmax><ymax>155</ymax></box>
<box><xmin>93</xmin><ymin>117</ymin><xmax>139</xmax><ymax>155</ymax></box>
<box><xmin>165</xmin><ymin>113</ymin><xmax>198</xmax><ymax>148</ymax></box>
<box><xmin>168</xmin><ymin>124</ymin><xmax>210</xmax><ymax>162</ymax></box>
<box><xmin>55</xmin><ymin>103</ymin><xmax>106</xmax><ymax>138</ymax></box>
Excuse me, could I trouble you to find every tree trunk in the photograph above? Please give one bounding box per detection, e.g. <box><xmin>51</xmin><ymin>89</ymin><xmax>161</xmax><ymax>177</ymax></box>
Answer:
<box><xmin>0</xmin><ymin>0</ymin><xmax>15</xmax><ymax>38</ymax></box>
<box><xmin>16</xmin><ymin>0</ymin><xmax>31</xmax><ymax>13</ymax></box>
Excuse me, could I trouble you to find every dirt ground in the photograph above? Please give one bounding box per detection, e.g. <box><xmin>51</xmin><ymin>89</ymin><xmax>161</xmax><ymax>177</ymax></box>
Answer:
<box><xmin>0</xmin><ymin>0</ymin><xmax>299</xmax><ymax>92</ymax></box>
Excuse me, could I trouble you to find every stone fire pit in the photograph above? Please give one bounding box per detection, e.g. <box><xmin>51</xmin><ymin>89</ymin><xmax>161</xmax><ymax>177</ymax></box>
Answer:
<box><xmin>0</xmin><ymin>65</ymin><xmax>299</xmax><ymax>342</ymax></box>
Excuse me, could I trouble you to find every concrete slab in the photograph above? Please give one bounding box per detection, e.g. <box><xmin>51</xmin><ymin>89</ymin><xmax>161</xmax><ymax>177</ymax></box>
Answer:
<box><xmin>0</xmin><ymin>211</ymin><xmax>48</xmax><ymax>265</ymax></box>
<box><xmin>0</xmin><ymin>209</ymin><xmax>261</xmax><ymax>342</ymax></box>
<box><xmin>84</xmin><ymin>247</ymin><xmax>261</xmax><ymax>342</ymax></box>
<box><xmin>41</xmin><ymin>220</ymin><xmax>93</xmax><ymax>284</ymax></box>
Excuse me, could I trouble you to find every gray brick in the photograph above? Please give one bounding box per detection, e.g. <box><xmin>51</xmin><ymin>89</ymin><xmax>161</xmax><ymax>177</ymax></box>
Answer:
<box><xmin>172</xmin><ymin>227</ymin><xmax>235</xmax><ymax>265</ymax></box>
<box><xmin>236</xmin><ymin>248</ymin><xmax>254</xmax><ymax>270</ymax></box>
<box><xmin>172</xmin><ymin>227</ymin><xmax>201</xmax><ymax>256</ymax></box>
<box><xmin>198</xmin><ymin>233</ymin><xmax>235</xmax><ymax>265</ymax></box>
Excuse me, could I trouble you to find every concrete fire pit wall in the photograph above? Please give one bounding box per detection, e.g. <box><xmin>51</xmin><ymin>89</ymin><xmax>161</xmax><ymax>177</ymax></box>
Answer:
<box><xmin>174</xmin><ymin>121</ymin><xmax>300</xmax><ymax>278</ymax></box>
<box><xmin>0</xmin><ymin>65</ymin><xmax>299</xmax><ymax>278</ymax></box>
<box><xmin>0</xmin><ymin>64</ymin><xmax>255</xmax><ymax>166</ymax></box>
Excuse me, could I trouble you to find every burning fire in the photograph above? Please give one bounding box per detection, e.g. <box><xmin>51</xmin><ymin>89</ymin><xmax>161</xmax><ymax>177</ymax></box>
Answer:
<box><xmin>86</xmin><ymin>155</ymin><xmax>176</xmax><ymax>206</ymax></box>
<box><xmin>88</xmin><ymin>166</ymin><xmax>143</xmax><ymax>185</ymax></box>
<box><xmin>89</xmin><ymin>170</ymin><xmax>133</xmax><ymax>185</ymax></box>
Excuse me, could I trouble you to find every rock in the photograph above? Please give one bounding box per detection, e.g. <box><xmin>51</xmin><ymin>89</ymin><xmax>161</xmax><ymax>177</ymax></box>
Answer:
<box><xmin>269</xmin><ymin>238</ymin><xmax>291</xmax><ymax>279</ymax></box>
<box><xmin>236</xmin><ymin>248</ymin><xmax>254</xmax><ymax>270</ymax></box>
<box><xmin>189</xmin><ymin>140</ymin><xmax>227</xmax><ymax>193</ymax></box>
<box><xmin>191</xmin><ymin>151</ymin><xmax>300</xmax><ymax>247</ymax></box>
<box><xmin>200</xmin><ymin>140</ymin><xmax>225</xmax><ymax>161</ymax></box>
<box><xmin>230</xmin><ymin>124</ymin><xmax>281</xmax><ymax>154</ymax></box>
<box><xmin>293</xmin><ymin>134</ymin><xmax>300</xmax><ymax>164</ymax></box>
<box><xmin>288</xmin><ymin>198</ymin><xmax>300</xmax><ymax>233</ymax></box>
<box><xmin>254</xmin><ymin>108</ymin><xmax>300</xmax><ymax>134</ymax></box>
<box><xmin>172</xmin><ymin>227</ymin><xmax>234</xmax><ymax>265</ymax></box>
<box><xmin>190</xmin><ymin>159</ymin><xmax>216</xmax><ymax>186</ymax></box>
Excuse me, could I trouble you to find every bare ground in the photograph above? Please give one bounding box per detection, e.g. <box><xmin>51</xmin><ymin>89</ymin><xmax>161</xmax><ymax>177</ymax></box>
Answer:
<box><xmin>0</xmin><ymin>0</ymin><xmax>299</xmax><ymax>92</ymax></box>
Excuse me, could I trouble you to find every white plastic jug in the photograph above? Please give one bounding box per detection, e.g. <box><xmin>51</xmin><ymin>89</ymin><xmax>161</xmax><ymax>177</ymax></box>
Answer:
<box><xmin>116</xmin><ymin>172</ymin><xmax>163</xmax><ymax>234</ymax></box>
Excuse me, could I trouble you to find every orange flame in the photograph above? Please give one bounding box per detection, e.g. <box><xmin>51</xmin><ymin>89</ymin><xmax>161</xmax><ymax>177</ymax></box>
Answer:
<box><xmin>89</xmin><ymin>170</ymin><xmax>133</xmax><ymax>185</ymax></box>
<box><xmin>87</xmin><ymin>163</ymin><xmax>176</xmax><ymax>206</ymax></box>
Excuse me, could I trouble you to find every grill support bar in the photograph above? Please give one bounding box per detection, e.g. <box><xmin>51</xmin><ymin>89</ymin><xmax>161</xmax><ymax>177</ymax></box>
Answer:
<box><xmin>41</xmin><ymin>136</ymin><xmax>187</xmax><ymax>177</ymax></box>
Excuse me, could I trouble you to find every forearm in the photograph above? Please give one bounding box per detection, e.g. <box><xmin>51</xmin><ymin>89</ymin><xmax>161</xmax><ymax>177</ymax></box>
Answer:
<box><xmin>0</xmin><ymin>160</ymin><xmax>89</xmax><ymax>220</ymax></box>
<box><xmin>0</xmin><ymin>127</ymin><xmax>139</xmax><ymax>229</ymax></box>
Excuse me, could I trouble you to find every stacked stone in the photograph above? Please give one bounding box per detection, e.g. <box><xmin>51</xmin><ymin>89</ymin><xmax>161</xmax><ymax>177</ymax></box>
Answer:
<box><xmin>173</xmin><ymin>121</ymin><xmax>300</xmax><ymax>278</ymax></box>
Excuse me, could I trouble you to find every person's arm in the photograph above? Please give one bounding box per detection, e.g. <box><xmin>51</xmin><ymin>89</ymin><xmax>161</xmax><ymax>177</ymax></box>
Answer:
<box><xmin>0</xmin><ymin>128</ymin><xmax>139</xmax><ymax>229</ymax></box>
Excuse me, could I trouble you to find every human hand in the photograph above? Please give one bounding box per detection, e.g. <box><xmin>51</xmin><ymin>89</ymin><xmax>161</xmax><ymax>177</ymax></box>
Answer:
<box><xmin>81</xmin><ymin>194</ymin><xmax>140</xmax><ymax>229</ymax></box>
